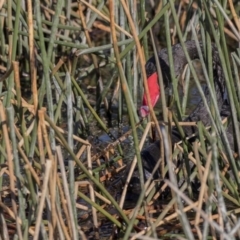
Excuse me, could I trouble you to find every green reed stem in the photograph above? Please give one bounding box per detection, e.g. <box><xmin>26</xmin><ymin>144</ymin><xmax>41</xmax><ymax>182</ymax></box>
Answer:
<box><xmin>96</xmin><ymin>71</ymin><xmax>117</xmax><ymax>111</ymax></box>
<box><xmin>53</xmin><ymin>76</ymin><xmax>64</xmax><ymax>123</ymax></box>
<box><xmin>71</xmin><ymin>75</ymin><xmax>123</xmax><ymax>155</ymax></box>
<box><xmin>231</xmin><ymin>53</ymin><xmax>240</xmax><ymax>102</ymax></box>
<box><xmin>18</xmin><ymin>30</ymin><xmax>88</xmax><ymax>49</ymax></box>
<box><xmin>45</xmin><ymin>114</ymin><xmax>129</xmax><ymax>226</ymax></box>
<box><xmin>66</xmin><ymin>71</ymin><xmax>78</xmax><ymax>230</ymax></box>
<box><xmin>11</xmin><ymin>0</ymin><xmax>21</xmax><ymax>62</ymax></box>
<box><xmin>6</xmin><ymin>0</ymin><xmax>14</xmax><ymax>106</ymax></box>
<box><xmin>47</xmin><ymin>0</ymin><xmax>64</xmax><ymax>61</ymax></box>
<box><xmin>203</xmin><ymin>1</ymin><xmax>240</xmax><ymax>187</ymax></box>
<box><xmin>120</xmin><ymin>2</ymin><xmax>170</xmax><ymax>60</ymax></box>
<box><xmin>77</xmin><ymin>191</ymin><xmax>122</xmax><ymax>227</ymax></box>
<box><xmin>139</xmin><ymin>0</ymin><xmax>148</xmax><ymax>60</ymax></box>
<box><xmin>78</xmin><ymin>96</ymin><xmax>89</xmax><ymax>132</ymax></box>
<box><xmin>36</xmin><ymin>0</ymin><xmax>56</xmax><ymax>150</ymax></box>
<box><xmin>146</xmin><ymin>171</ymin><xmax>198</xmax><ymax>237</ymax></box>
<box><xmin>181</xmin><ymin>67</ymin><xmax>191</xmax><ymax>115</ymax></box>
<box><xmin>215</xmin><ymin>3</ymin><xmax>240</xmax><ymax>159</ymax></box>
<box><xmin>169</xmin><ymin>1</ymin><xmax>222</xmax><ymax>146</ymax></box>
<box><xmin>7</xmin><ymin>106</ymin><xmax>25</xmax><ymax>237</ymax></box>
<box><xmin>129</xmin><ymin>0</ymin><xmax>137</xmax><ymax>107</ymax></box>
<box><xmin>163</xmin><ymin>0</ymin><xmax>182</xmax><ymax>117</ymax></box>
<box><xmin>76</xmin><ymin>156</ymin><xmax>122</xmax><ymax>180</ymax></box>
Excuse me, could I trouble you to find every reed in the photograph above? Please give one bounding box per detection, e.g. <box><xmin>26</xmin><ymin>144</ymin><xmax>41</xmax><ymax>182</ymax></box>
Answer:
<box><xmin>0</xmin><ymin>0</ymin><xmax>240</xmax><ymax>239</ymax></box>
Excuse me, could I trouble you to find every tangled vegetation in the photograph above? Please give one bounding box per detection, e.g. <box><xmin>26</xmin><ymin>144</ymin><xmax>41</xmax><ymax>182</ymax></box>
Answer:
<box><xmin>0</xmin><ymin>0</ymin><xmax>240</xmax><ymax>239</ymax></box>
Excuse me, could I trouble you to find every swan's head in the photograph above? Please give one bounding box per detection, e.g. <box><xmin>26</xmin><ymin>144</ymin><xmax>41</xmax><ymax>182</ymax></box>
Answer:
<box><xmin>140</xmin><ymin>72</ymin><xmax>160</xmax><ymax>117</ymax></box>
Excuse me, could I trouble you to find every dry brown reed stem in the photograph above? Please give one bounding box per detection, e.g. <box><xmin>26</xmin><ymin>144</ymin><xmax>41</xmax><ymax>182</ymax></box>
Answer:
<box><xmin>145</xmin><ymin>121</ymin><xmax>197</xmax><ymax>127</ymax></box>
<box><xmin>155</xmin><ymin>0</ymin><xmax>163</xmax><ymax>14</ymax></box>
<box><xmin>12</xmin><ymin>61</ymin><xmax>21</xmax><ymax>107</ymax></box>
<box><xmin>37</xmin><ymin>114</ymin><xmax>45</xmax><ymax>166</ymax></box>
<box><xmin>131</xmin><ymin>201</ymin><xmax>199</xmax><ymax>240</ymax></box>
<box><xmin>94</xmin><ymin>191</ymin><xmax>111</xmax><ymax>205</ymax></box>
<box><xmin>10</xmin><ymin>88</ymin><xmax>35</xmax><ymax>114</ymax></box>
<box><xmin>148</xmin><ymin>165</ymin><xmax>181</xmax><ymax>205</ymax></box>
<box><xmin>56</xmin><ymin>172</ymin><xmax>73</xmax><ymax>239</ymax></box>
<box><xmin>120</xmin><ymin>0</ymin><xmax>162</xmax><ymax>138</ymax></box>
<box><xmin>14</xmin><ymin>120</ymin><xmax>35</xmax><ymax>148</ymax></box>
<box><xmin>39</xmin><ymin>108</ymin><xmax>57</xmax><ymax>238</ymax></box>
<box><xmin>13</xmin><ymin>127</ymin><xmax>38</xmax><ymax>175</ymax></box>
<box><xmin>80</xmin><ymin>0</ymin><xmax>132</xmax><ymax>38</ymax></box>
<box><xmin>40</xmin><ymin>4</ymin><xmax>66</xmax><ymax>20</ymax></box>
<box><xmin>134</xmin><ymin>214</ymin><xmax>156</xmax><ymax>222</ymax></box>
<box><xmin>33</xmin><ymin>160</ymin><xmax>52</xmax><ymax>240</ymax></box>
<box><xmin>111</xmin><ymin>77</ymin><xmax>120</xmax><ymax>101</ymax></box>
<box><xmin>76</xmin><ymin>203</ymin><xmax>88</xmax><ymax>211</ymax></box>
<box><xmin>78</xmin><ymin>3</ymin><xmax>98</xmax><ymax>69</ymax></box>
<box><xmin>42</xmin><ymin>6</ymin><xmax>51</xmax><ymax>21</ymax></box>
<box><xmin>78</xmin><ymin>3</ymin><xmax>108</xmax><ymax>111</ymax></box>
<box><xmin>79</xmin><ymin>231</ymin><xmax>88</xmax><ymax>240</ymax></box>
<box><xmin>213</xmin><ymin>1</ymin><xmax>240</xmax><ymax>41</ymax></box>
<box><xmin>56</xmin><ymin>146</ymin><xmax>78</xmax><ymax>240</ymax></box>
<box><xmin>172</xmin><ymin>1</ymin><xmax>183</xmax><ymax>44</ymax></box>
<box><xmin>228</xmin><ymin>0</ymin><xmax>240</xmax><ymax>32</ymax></box>
<box><xmin>0</xmin><ymin>1</ymin><xmax>4</xmax><ymax>9</ymax></box>
<box><xmin>93</xmin><ymin>21</ymin><xmax>113</xmax><ymax>34</ymax></box>
<box><xmin>52</xmin><ymin>57</ymin><xmax>66</xmax><ymax>75</ymax></box>
<box><xmin>213</xmin><ymin>21</ymin><xmax>239</xmax><ymax>41</ymax></box>
<box><xmin>27</xmin><ymin>0</ymin><xmax>38</xmax><ymax>112</ymax></box>
<box><xmin>76</xmin><ymin>144</ymin><xmax>87</xmax><ymax>159</ymax></box>
<box><xmin>75</xmin><ymin>181</ymin><xmax>112</xmax><ymax>205</ymax></box>
<box><xmin>0</xmin><ymin>64</ymin><xmax>13</xmax><ymax>82</ymax></box>
<box><xmin>87</xmin><ymin>145</ymin><xmax>99</xmax><ymax>237</ymax></box>
<box><xmin>145</xmin><ymin>180</ymin><xmax>158</xmax><ymax>197</ymax></box>
<box><xmin>194</xmin><ymin>149</ymin><xmax>212</xmax><ymax>236</ymax></box>
<box><xmin>52</xmin><ymin>136</ymin><xmax>90</xmax><ymax>155</ymax></box>
<box><xmin>18</xmin><ymin>147</ymin><xmax>40</xmax><ymax>186</ymax></box>
<box><xmin>119</xmin><ymin>122</ymin><xmax>152</xmax><ymax>208</ymax></box>
<box><xmin>0</xmin><ymin>101</ymin><xmax>23</xmax><ymax>239</ymax></box>
<box><xmin>55</xmin><ymin>202</ymin><xmax>71</xmax><ymax>240</ymax></box>
<box><xmin>74</xmin><ymin>181</ymin><xmax>88</xmax><ymax>196</ymax></box>
<box><xmin>188</xmin><ymin>152</ymin><xmax>205</xmax><ymax>172</ymax></box>
<box><xmin>192</xmin><ymin>209</ymin><xmax>240</xmax><ymax>228</ymax></box>
<box><xmin>39</xmin><ymin>108</ymin><xmax>54</xmax><ymax>161</ymax></box>
<box><xmin>221</xmin><ymin>156</ymin><xmax>230</xmax><ymax>177</ymax></box>
<box><xmin>137</xmin><ymin>22</ymin><xmax>167</xmax><ymax>184</ymax></box>
<box><xmin>0</xmin><ymin>201</ymin><xmax>35</xmax><ymax>236</ymax></box>
<box><xmin>182</xmin><ymin>0</ymin><xmax>198</xmax><ymax>9</ymax></box>
<box><xmin>49</xmin><ymin>155</ymin><xmax>57</xmax><ymax>239</ymax></box>
<box><xmin>166</xmin><ymin>179</ymin><xmax>230</xmax><ymax>238</ymax></box>
<box><xmin>0</xmin><ymin>65</ymin><xmax>6</xmax><ymax>72</ymax></box>
<box><xmin>224</xmin><ymin>26</ymin><xmax>239</xmax><ymax>41</ymax></box>
<box><xmin>89</xmin><ymin>120</ymin><xmax>142</xmax><ymax>164</ymax></box>
<box><xmin>180</xmin><ymin>1</ymin><xmax>187</xmax><ymax>30</ymax></box>
<box><xmin>44</xmin><ymin>120</ymin><xmax>90</xmax><ymax>145</ymax></box>
<box><xmin>99</xmin><ymin>171</ymin><xmax>117</xmax><ymax>182</ymax></box>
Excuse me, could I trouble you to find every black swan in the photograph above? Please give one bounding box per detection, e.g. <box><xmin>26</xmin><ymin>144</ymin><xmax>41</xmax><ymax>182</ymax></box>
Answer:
<box><xmin>139</xmin><ymin>40</ymin><xmax>233</xmax><ymax>177</ymax></box>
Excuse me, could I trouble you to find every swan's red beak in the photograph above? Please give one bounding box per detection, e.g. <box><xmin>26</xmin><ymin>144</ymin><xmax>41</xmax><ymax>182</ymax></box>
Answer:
<box><xmin>140</xmin><ymin>72</ymin><xmax>160</xmax><ymax>117</ymax></box>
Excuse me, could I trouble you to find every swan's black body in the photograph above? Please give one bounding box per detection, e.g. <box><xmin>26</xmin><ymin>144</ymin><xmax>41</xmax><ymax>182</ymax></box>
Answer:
<box><xmin>141</xmin><ymin>40</ymin><xmax>231</xmax><ymax>176</ymax></box>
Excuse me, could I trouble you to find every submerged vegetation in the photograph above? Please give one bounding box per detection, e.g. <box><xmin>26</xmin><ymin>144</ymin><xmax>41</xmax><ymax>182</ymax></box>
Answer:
<box><xmin>0</xmin><ymin>0</ymin><xmax>240</xmax><ymax>239</ymax></box>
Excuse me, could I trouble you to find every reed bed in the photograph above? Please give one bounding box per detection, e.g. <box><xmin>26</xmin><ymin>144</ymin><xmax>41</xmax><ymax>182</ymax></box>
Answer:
<box><xmin>0</xmin><ymin>0</ymin><xmax>240</xmax><ymax>239</ymax></box>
